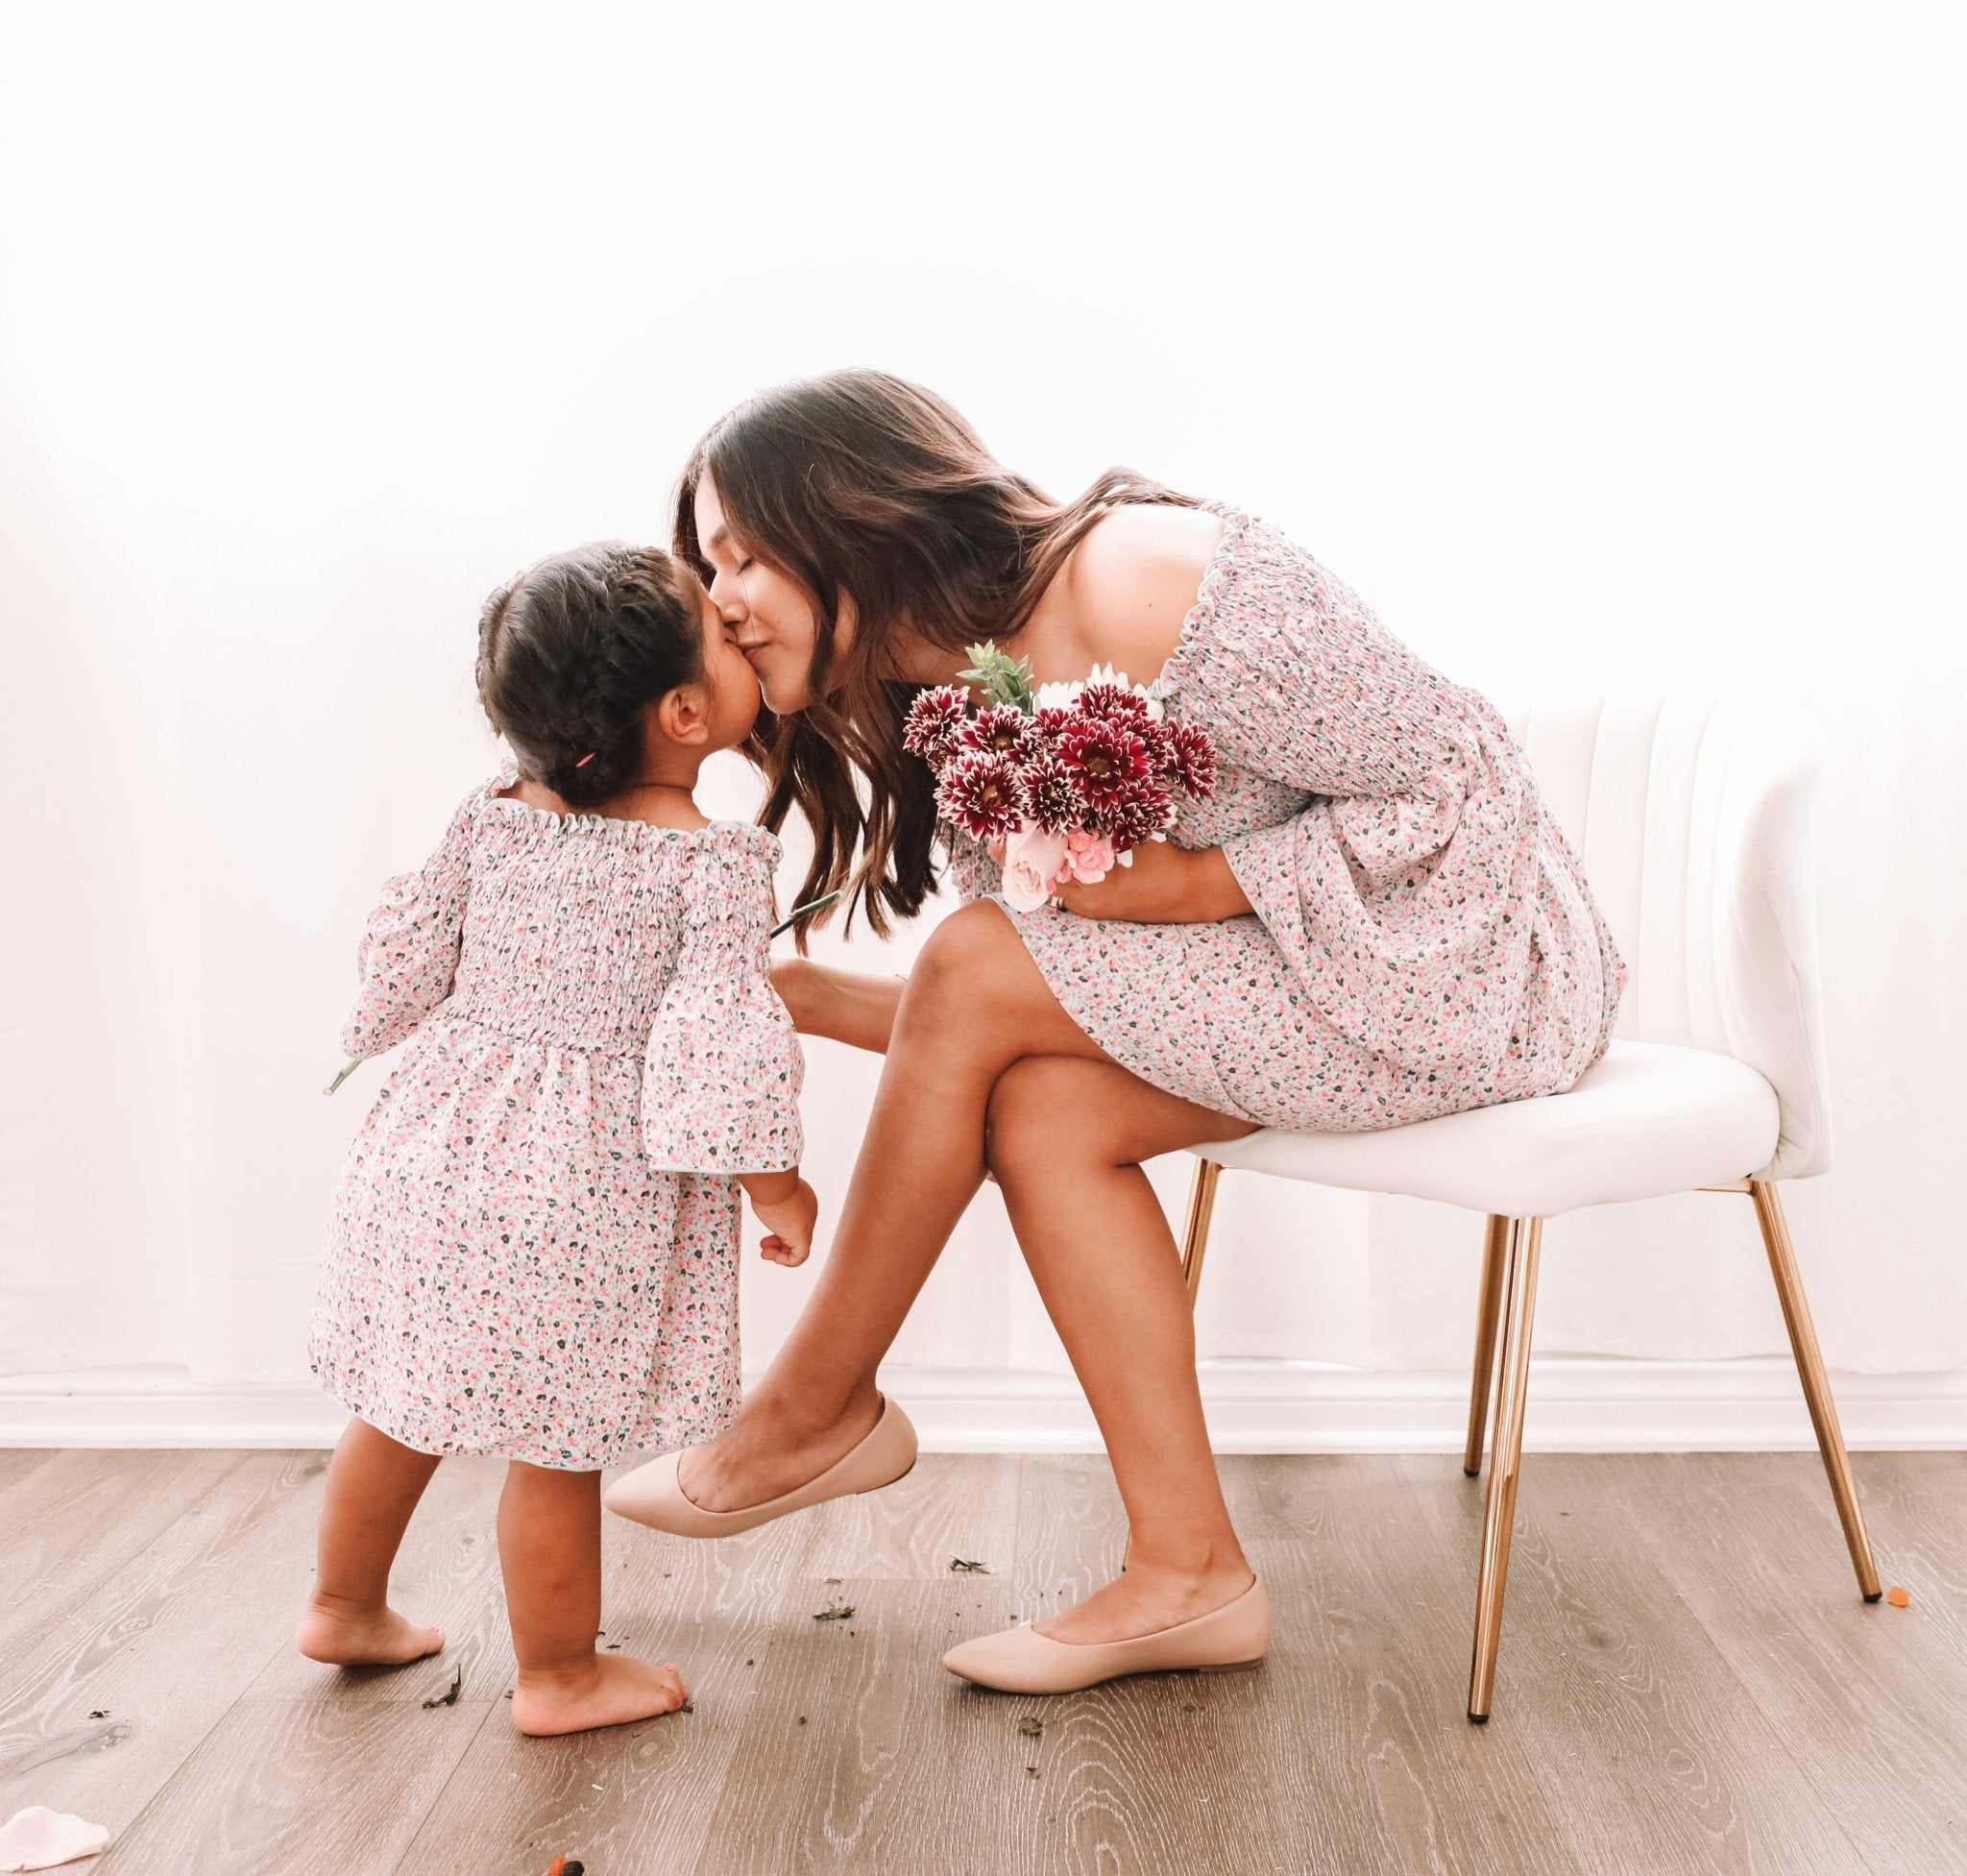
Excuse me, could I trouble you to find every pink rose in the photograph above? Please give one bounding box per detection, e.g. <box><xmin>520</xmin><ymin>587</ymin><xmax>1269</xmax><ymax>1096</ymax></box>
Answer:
<box><xmin>1001</xmin><ymin>822</ymin><xmax>1069</xmax><ymax>912</ymax></box>
<box><xmin>1061</xmin><ymin>828</ymin><xmax>1116</xmax><ymax>884</ymax></box>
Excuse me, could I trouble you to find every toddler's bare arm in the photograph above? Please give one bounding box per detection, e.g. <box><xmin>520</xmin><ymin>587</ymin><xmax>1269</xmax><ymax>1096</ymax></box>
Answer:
<box><xmin>738</xmin><ymin>1169</ymin><xmax>818</xmax><ymax>1268</ymax></box>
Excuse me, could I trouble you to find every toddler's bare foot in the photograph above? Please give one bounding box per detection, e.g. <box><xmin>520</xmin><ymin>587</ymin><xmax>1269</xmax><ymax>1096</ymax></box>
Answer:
<box><xmin>296</xmin><ymin>1597</ymin><xmax>445</xmax><ymax>1667</ymax></box>
<box><xmin>510</xmin><ymin>1653</ymin><xmax>690</xmax><ymax>1737</ymax></box>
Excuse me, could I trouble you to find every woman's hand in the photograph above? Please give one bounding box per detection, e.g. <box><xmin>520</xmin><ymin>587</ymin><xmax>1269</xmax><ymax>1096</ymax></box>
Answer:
<box><xmin>770</xmin><ymin>957</ymin><xmax>902</xmax><ymax>1054</ymax></box>
<box><xmin>770</xmin><ymin>957</ymin><xmax>820</xmax><ymax>1032</ymax></box>
<box><xmin>1050</xmin><ymin>839</ymin><xmax>1253</xmax><ymax>924</ymax></box>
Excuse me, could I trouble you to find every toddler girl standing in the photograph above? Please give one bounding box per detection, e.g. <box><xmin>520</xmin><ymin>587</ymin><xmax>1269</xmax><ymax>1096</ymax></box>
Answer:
<box><xmin>299</xmin><ymin>543</ymin><xmax>814</xmax><ymax>1736</ymax></box>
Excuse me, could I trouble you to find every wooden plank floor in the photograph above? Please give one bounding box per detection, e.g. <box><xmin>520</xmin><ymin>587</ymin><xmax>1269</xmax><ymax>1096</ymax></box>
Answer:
<box><xmin>0</xmin><ymin>1449</ymin><xmax>1959</xmax><ymax>1874</ymax></box>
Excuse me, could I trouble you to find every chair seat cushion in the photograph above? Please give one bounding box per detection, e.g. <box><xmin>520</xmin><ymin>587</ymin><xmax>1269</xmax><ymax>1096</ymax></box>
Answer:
<box><xmin>1191</xmin><ymin>1039</ymin><xmax>1781</xmax><ymax>1219</ymax></box>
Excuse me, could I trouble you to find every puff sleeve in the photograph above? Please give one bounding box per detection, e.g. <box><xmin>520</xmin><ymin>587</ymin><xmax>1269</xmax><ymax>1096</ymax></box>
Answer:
<box><xmin>1170</xmin><ymin>548</ymin><xmax>1547</xmax><ymax>1083</ymax></box>
<box><xmin>641</xmin><ymin>833</ymin><xmax>804</xmax><ymax>1174</ymax></box>
<box><xmin>943</xmin><ymin>827</ymin><xmax>1003</xmax><ymax>906</ymax></box>
<box><xmin>336</xmin><ymin>783</ymin><xmax>485</xmax><ymax>1060</ymax></box>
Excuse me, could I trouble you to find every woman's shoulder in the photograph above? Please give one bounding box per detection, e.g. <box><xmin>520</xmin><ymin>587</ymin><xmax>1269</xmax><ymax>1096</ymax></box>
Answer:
<box><xmin>1041</xmin><ymin>502</ymin><xmax>1231</xmax><ymax>686</ymax></box>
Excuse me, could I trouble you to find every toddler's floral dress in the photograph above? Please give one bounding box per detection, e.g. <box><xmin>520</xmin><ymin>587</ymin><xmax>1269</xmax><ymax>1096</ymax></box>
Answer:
<box><xmin>310</xmin><ymin>768</ymin><xmax>800</xmax><ymax>1470</ymax></box>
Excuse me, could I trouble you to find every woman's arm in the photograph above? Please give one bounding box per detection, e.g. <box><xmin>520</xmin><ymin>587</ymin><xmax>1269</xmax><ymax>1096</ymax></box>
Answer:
<box><xmin>772</xmin><ymin>958</ymin><xmax>907</xmax><ymax>1053</ymax></box>
<box><xmin>1031</xmin><ymin>505</ymin><xmax>1254</xmax><ymax>926</ymax></box>
<box><xmin>1050</xmin><ymin>839</ymin><xmax>1252</xmax><ymax>923</ymax></box>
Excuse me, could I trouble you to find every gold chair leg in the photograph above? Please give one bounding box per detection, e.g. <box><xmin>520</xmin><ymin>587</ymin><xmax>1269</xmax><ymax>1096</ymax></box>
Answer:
<box><xmin>1748</xmin><ymin>1180</ymin><xmax>1882</xmax><ymax>1600</ymax></box>
<box><xmin>1464</xmin><ymin>1214</ymin><xmax>1511</xmax><ymax>1475</ymax></box>
<box><xmin>1468</xmin><ymin>1215</ymin><xmax>1543</xmax><ymax>1722</ymax></box>
<box><xmin>1179</xmin><ymin>1158</ymin><xmax>1223</xmax><ymax>1308</ymax></box>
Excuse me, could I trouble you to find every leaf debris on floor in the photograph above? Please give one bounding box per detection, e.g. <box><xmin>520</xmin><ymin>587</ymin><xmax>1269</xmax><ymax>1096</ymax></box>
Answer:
<box><xmin>422</xmin><ymin>1664</ymin><xmax>463</xmax><ymax>1709</ymax></box>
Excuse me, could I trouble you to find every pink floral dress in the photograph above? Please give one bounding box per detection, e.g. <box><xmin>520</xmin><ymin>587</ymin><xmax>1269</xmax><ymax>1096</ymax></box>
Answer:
<box><xmin>954</xmin><ymin>503</ymin><xmax>1627</xmax><ymax>1129</ymax></box>
<box><xmin>310</xmin><ymin>767</ymin><xmax>802</xmax><ymax>1470</ymax></box>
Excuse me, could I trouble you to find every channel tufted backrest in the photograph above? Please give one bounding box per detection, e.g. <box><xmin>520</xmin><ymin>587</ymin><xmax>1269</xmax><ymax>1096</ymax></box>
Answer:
<box><xmin>1499</xmin><ymin>695</ymin><xmax>1832</xmax><ymax>1182</ymax></box>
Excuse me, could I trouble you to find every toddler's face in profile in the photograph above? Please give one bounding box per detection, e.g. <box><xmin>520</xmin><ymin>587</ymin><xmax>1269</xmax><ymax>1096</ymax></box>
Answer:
<box><xmin>690</xmin><ymin>573</ymin><xmax>765</xmax><ymax>750</ymax></box>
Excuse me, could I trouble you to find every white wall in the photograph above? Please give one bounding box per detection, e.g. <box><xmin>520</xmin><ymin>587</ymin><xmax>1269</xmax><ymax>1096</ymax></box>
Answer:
<box><xmin>2</xmin><ymin>4</ymin><xmax>1962</xmax><ymax>1415</ymax></box>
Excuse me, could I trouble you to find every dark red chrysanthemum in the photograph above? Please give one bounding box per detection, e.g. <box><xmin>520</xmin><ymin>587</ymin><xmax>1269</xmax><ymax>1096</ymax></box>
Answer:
<box><xmin>1078</xmin><ymin>681</ymin><xmax>1153</xmax><ymax>727</ymax></box>
<box><xmin>1021</xmin><ymin>751</ymin><xmax>1087</xmax><ymax>835</ymax></box>
<box><xmin>1163</xmin><ymin>721</ymin><xmax>1217</xmax><ymax>799</ymax></box>
<box><xmin>903</xmin><ymin>685</ymin><xmax>970</xmax><ymax>768</ymax></box>
<box><xmin>1107</xmin><ymin>787</ymin><xmax>1174</xmax><ymax>852</ymax></box>
<box><xmin>935</xmin><ymin>750</ymin><xmax>1026</xmax><ymax>840</ymax></box>
<box><xmin>1031</xmin><ymin>705</ymin><xmax>1076</xmax><ymax>746</ymax></box>
<box><xmin>1055</xmin><ymin>719</ymin><xmax>1152</xmax><ymax>810</ymax></box>
<box><xmin>960</xmin><ymin>703</ymin><xmax>1034</xmax><ymax>763</ymax></box>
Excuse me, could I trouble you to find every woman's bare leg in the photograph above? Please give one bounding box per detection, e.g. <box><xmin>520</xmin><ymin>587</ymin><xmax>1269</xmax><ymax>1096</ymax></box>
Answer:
<box><xmin>985</xmin><ymin>1055</ymin><xmax>1256</xmax><ymax>1641</ymax></box>
<box><xmin>683</xmin><ymin>901</ymin><xmax>1248</xmax><ymax>1512</ymax></box>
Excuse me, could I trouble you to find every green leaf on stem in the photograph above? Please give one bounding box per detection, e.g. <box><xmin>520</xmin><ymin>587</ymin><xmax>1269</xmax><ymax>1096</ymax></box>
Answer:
<box><xmin>959</xmin><ymin>641</ymin><xmax>1035</xmax><ymax>711</ymax></box>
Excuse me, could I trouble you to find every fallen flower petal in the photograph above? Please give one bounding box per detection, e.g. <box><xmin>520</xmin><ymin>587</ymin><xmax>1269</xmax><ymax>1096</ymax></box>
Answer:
<box><xmin>0</xmin><ymin>1805</ymin><xmax>110</xmax><ymax>1872</ymax></box>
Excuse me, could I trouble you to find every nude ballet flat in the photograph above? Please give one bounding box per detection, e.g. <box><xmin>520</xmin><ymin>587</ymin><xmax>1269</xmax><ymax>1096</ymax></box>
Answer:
<box><xmin>603</xmin><ymin>1395</ymin><xmax>918</xmax><ymax>1539</ymax></box>
<box><xmin>941</xmin><ymin>1575</ymin><xmax>1270</xmax><ymax>1694</ymax></box>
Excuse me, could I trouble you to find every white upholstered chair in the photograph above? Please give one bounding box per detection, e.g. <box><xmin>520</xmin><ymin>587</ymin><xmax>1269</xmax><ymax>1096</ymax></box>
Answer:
<box><xmin>1176</xmin><ymin>694</ymin><xmax>1881</xmax><ymax>1721</ymax></box>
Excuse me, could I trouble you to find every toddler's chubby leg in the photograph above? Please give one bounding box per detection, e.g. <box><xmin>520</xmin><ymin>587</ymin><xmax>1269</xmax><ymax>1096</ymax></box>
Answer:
<box><xmin>500</xmin><ymin>1461</ymin><xmax>689</xmax><ymax>1736</ymax></box>
<box><xmin>296</xmin><ymin>1416</ymin><xmax>447</xmax><ymax>1667</ymax></box>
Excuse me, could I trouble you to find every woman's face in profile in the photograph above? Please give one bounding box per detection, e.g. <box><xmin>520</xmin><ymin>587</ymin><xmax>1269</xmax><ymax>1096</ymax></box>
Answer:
<box><xmin>694</xmin><ymin>474</ymin><xmax>854</xmax><ymax>716</ymax></box>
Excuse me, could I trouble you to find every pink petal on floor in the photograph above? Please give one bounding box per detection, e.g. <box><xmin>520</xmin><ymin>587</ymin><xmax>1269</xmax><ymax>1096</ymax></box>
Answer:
<box><xmin>0</xmin><ymin>1806</ymin><xmax>110</xmax><ymax>1870</ymax></box>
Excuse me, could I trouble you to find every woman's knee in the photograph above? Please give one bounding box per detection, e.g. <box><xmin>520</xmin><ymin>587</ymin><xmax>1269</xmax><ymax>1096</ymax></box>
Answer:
<box><xmin>904</xmin><ymin>900</ymin><xmax>1021</xmax><ymax>1019</ymax></box>
<box><xmin>984</xmin><ymin>1057</ymin><xmax>1114</xmax><ymax>1182</ymax></box>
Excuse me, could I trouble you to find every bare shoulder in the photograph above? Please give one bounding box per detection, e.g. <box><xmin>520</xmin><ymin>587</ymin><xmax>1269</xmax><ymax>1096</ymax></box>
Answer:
<box><xmin>1050</xmin><ymin>503</ymin><xmax>1226</xmax><ymax>681</ymax></box>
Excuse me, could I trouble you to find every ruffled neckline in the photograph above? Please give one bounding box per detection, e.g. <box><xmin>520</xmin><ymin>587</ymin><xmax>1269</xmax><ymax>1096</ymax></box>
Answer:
<box><xmin>474</xmin><ymin>765</ymin><xmax>780</xmax><ymax>857</ymax></box>
<box><xmin>1148</xmin><ymin>499</ymin><xmax>1252</xmax><ymax>702</ymax></box>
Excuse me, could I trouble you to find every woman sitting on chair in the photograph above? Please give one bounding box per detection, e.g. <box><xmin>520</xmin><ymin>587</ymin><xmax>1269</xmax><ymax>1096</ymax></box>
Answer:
<box><xmin>605</xmin><ymin>368</ymin><xmax>1626</xmax><ymax>1695</ymax></box>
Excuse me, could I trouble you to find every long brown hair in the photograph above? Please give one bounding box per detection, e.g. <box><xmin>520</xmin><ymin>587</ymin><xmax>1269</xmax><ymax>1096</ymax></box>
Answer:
<box><xmin>672</xmin><ymin>369</ymin><xmax>1197</xmax><ymax>940</ymax></box>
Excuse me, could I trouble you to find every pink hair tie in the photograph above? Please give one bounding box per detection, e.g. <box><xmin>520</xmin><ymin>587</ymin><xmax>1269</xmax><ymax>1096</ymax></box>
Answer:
<box><xmin>574</xmin><ymin>751</ymin><xmax>595</xmax><ymax>768</ymax></box>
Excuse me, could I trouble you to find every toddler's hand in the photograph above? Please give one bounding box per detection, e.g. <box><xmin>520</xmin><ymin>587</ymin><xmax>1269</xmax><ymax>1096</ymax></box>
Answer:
<box><xmin>751</xmin><ymin>1178</ymin><xmax>817</xmax><ymax>1267</ymax></box>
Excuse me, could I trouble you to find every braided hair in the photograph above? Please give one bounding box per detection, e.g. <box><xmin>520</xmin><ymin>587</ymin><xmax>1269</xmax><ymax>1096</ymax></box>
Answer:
<box><xmin>474</xmin><ymin>544</ymin><xmax>703</xmax><ymax>809</ymax></box>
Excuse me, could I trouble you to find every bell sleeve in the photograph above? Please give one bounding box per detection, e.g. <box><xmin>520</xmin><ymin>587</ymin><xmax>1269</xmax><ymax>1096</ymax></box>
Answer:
<box><xmin>1172</xmin><ymin>558</ymin><xmax>1545</xmax><ymax>1083</ymax></box>
<box><xmin>642</xmin><ymin>835</ymin><xmax>805</xmax><ymax>1174</ymax></box>
<box><xmin>336</xmin><ymin>782</ymin><xmax>484</xmax><ymax>1060</ymax></box>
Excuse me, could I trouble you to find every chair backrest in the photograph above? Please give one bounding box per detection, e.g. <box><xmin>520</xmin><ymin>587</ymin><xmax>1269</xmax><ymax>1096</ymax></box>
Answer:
<box><xmin>1500</xmin><ymin>695</ymin><xmax>1832</xmax><ymax>1181</ymax></box>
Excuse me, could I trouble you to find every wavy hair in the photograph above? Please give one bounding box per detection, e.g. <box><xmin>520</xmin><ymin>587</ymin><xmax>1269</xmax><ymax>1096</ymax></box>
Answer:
<box><xmin>672</xmin><ymin>369</ymin><xmax>1196</xmax><ymax>939</ymax></box>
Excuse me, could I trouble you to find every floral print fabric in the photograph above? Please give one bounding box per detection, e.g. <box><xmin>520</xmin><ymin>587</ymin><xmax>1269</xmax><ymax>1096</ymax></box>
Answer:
<box><xmin>952</xmin><ymin>503</ymin><xmax>1626</xmax><ymax>1131</ymax></box>
<box><xmin>310</xmin><ymin>767</ymin><xmax>802</xmax><ymax>1470</ymax></box>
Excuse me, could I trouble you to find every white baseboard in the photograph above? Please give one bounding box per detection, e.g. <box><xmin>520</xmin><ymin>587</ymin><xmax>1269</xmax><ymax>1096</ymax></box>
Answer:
<box><xmin>1</xmin><ymin>1358</ymin><xmax>1962</xmax><ymax>1451</ymax></box>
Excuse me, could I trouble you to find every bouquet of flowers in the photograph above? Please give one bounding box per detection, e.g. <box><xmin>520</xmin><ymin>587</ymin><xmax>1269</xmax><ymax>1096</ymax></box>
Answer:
<box><xmin>904</xmin><ymin>643</ymin><xmax>1218</xmax><ymax>912</ymax></box>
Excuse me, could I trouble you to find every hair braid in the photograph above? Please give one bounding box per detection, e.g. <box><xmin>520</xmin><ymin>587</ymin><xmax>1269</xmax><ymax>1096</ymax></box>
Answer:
<box><xmin>475</xmin><ymin>543</ymin><xmax>704</xmax><ymax>809</ymax></box>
